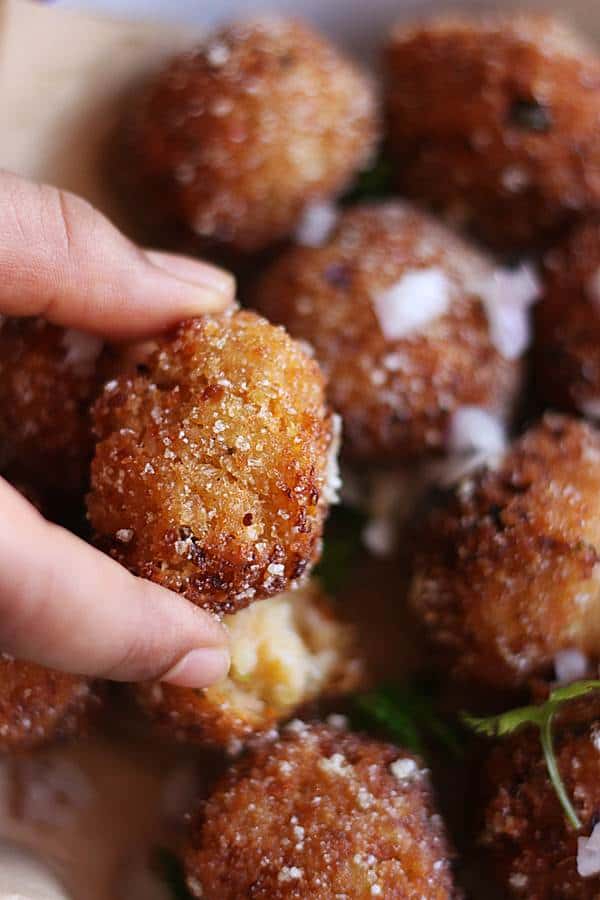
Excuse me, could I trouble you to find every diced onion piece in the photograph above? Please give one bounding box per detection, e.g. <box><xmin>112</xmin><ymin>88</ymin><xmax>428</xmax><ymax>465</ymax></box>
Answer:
<box><xmin>554</xmin><ymin>649</ymin><xmax>589</xmax><ymax>684</ymax></box>
<box><xmin>578</xmin><ymin>822</ymin><xmax>600</xmax><ymax>877</ymax></box>
<box><xmin>323</xmin><ymin>413</ymin><xmax>342</xmax><ymax>505</ymax></box>
<box><xmin>372</xmin><ymin>268</ymin><xmax>451</xmax><ymax>340</ymax></box>
<box><xmin>471</xmin><ymin>263</ymin><xmax>540</xmax><ymax>359</ymax></box>
<box><xmin>447</xmin><ymin>406</ymin><xmax>507</xmax><ymax>457</ymax></box>
<box><xmin>295</xmin><ymin>201</ymin><xmax>338</xmax><ymax>247</ymax></box>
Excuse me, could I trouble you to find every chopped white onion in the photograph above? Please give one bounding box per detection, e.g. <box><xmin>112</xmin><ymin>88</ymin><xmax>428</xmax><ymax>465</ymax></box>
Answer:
<box><xmin>323</xmin><ymin>414</ymin><xmax>342</xmax><ymax>505</ymax></box>
<box><xmin>61</xmin><ymin>329</ymin><xmax>103</xmax><ymax>377</ymax></box>
<box><xmin>578</xmin><ymin>822</ymin><xmax>600</xmax><ymax>877</ymax></box>
<box><xmin>470</xmin><ymin>263</ymin><xmax>541</xmax><ymax>359</ymax></box>
<box><xmin>580</xmin><ymin>398</ymin><xmax>600</xmax><ymax>421</ymax></box>
<box><xmin>372</xmin><ymin>268</ymin><xmax>451</xmax><ymax>340</ymax></box>
<box><xmin>295</xmin><ymin>201</ymin><xmax>338</xmax><ymax>247</ymax></box>
<box><xmin>447</xmin><ymin>407</ymin><xmax>507</xmax><ymax>456</ymax></box>
<box><xmin>362</xmin><ymin>517</ymin><xmax>395</xmax><ymax>558</ymax></box>
<box><xmin>554</xmin><ymin>649</ymin><xmax>589</xmax><ymax>684</ymax></box>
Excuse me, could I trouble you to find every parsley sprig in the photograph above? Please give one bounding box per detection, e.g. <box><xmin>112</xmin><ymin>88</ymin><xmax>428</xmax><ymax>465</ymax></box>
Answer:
<box><xmin>464</xmin><ymin>680</ymin><xmax>600</xmax><ymax>830</ymax></box>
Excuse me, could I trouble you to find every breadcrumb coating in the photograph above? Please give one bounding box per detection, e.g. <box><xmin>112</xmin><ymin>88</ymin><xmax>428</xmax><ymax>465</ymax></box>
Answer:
<box><xmin>87</xmin><ymin>310</ymin><xmax>335</xmax><ymax>614</ymax></box>
<box><xmin>535</xmin><ymin>220</ymin><xmax>600</xmax><ymax>415</ymax></box>
<box><xmin>409</xmin><ymin>415</ymin><xmax>600</xmax><ymax>688</ymax></box>
<box><xmin>133</xmin><ymin>582</ymin><xmax>364</xmax><ymax>747</ymax></box>
<box><xmin>255</xmin><ymin>203</ymin><xmax>520</xmax><ymax>462</ymax></box>
<box><xmin>183</xmin><ymin>722</ymin><xmax>455</xmax><ymax>899</ymax></box>
<box><xmin>482</xmin><ymin>716</ymin><xmax>600</xmax><ymax>897</ymax></box>
<box><xmin>119</xmin><ymin>16</ymin><xmax>379</xmax><ymax>255</ymax></box>
<box><xmin>0</xmin><ymin>655</ymin><xmax>95</xmax><ymax>752</ymax></box>
<box><xmin>385</xmin><ymin>14</ymin><xmax>600</xmax><ymax>251</ymax></box>
<box><xmin>0</xmin><ymin>318</ymin><xmax>103</xmax><ymax>495</ymax></box>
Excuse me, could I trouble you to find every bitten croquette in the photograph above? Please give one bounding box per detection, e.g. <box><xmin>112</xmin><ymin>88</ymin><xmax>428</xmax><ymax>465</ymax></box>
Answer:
<box><xmin>87</xmin><ymin>310</ymin><xmax>337</xmax><ymax>614</ymax></box>
<box><xmin>482</xmin><ymin>714</ymin><xmax>600</xmax><ymax>898</ymax></box>
<box><xmin>0</xmin><ymin>318</ymin><xmax>103</xmax><ymax>496</ymax></box>
<box><xmin>182</xmin><ymin>722</ymin><xmax>455</xmax><ymax>899</ymax></box>
<box><xmin>119</xmin><ymin>17</ymin><xmax>379</xmax><ymax>255</ymax></box>
<box><xmin>132</xmin><ymin>581</ymin><xmax>364</xmax><ymax>747</ymax></box>
<box><xmin>409</xmin><ymin>415</ymin><xmax>600</xmax><ymax>689</ymax></box>
<box><xmin>535</xmin><ymin>220</ymin><xmax>600</xmax><ymax>416</ymax></box>
<box><xmin>255</xmin><ymin>203</ymin><xmax>521</xmax><ymax>463</ymax></box>
<box><xmin>0</xmin><ymin>655</ymin><xmax>95</xmax><ymax>752</ymax></box>
<box><xmin>385</xmin><ymin>14</ymin><xmax>600</xmax><ymax>251</ymax></box>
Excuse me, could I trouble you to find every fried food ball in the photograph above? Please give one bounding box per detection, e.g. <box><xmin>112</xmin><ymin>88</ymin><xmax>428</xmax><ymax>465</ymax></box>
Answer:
<box><xmin>481</xmin><ymin>716</ymin><xmax>600</xmax><ymax>898</ymax></box>
<box><xmin>535</xmin><ymin>220</ymin><xmax>600</xmax><ymax>415</ymax></box>
<box><xmin>182</xmin><ymin>721</ymin><xmax>455</xmax><ymax>899</ymax></box>
<box><xmin>87</xmin><ymin>310</ymin><xmax>337</xmax><ymax>614</ymax></box>
<box><xmin>0</xmin><ymin>318</ymin><xmax>104</xmax><ymax>495</ymax></box>
<box><xmin>0</xmin><ymin>655</ymin><xmax>95</xmax><ymax>752</ymax></box>
<box><xmin>409</xmin><ymin>414</ymin><xmax>600</xmax><ymax>689</ymax></box>
<box><xmin>119</xmin><ymin>17</ymin><xmax>378</xmax><ymax>255</ymax></box>
<box><xmin>255</xmin><ymin>203</ymin><xmax>521</xmax><ymax>463</ymax></box>
<box><xmin>133</xmin><ymin>581</ymin><xmax>363</xmax><ymax>747</ymax></box>
<box><xmin>385</xmin><ymin>14</ymin><xmax>600</xmax><ymax>251</ymax></box>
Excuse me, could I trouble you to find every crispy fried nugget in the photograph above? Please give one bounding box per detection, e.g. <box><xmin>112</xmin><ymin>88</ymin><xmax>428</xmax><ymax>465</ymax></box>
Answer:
<box><xmin>482</xmin><ymin>715</ymin><xmax>600</xmax><ymax>897</ymax></box>
<box><xmin>183</xmin><ymin>722</ymin><xmax>455</xmax><ymax>899</ymax></box>
<box><xmin>535</xmin><ymin>220</ymin><xmax>600</xmax><ymax>415</ymax></box>
<box><xmin>409</xmin><ymin>415</ymin><xmax>600</xmax><ymax>688</ymax></box>
<box><xmin>87</xmin><ymin>310</ymin><xmax>337</xmax><ymax>614</ymax></box>
<box><xmin>385</xmin><ymin>15</ymin><xmax>600</xmax><ymax>250</ymax></box>
<box><xmin>255</xmin><ymin>203</ymin><xmax>520</xmax><ymax>462</ymax></box>
<box><xmin>119</xmin><ymin>17</ymin><xmax>378</xmax><ymax>255</ymax></box>
<box><xmin>0</xmin><ymin>318</ymin><xmax>103</xmax><ymax>495</ymax></box>
<box><xmin>0</xmin><ymin>655</ymin><xmax>95</xmax><ymax>752</ymax></box>
<box><xmin>133</xmin><ymin>581</ymin><xmax>363</xmax><ymax>747</ymax></box>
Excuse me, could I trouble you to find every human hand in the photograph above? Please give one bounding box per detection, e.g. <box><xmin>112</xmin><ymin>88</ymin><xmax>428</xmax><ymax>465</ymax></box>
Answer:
<box><xmin>0</xmin><ymin>172</ymin><xmax>234</xmax><ymax>688</ymax></box>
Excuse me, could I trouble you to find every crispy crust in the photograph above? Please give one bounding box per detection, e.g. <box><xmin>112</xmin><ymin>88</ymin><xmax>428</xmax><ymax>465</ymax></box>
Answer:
<box><xmin>0</xmin><ymin>318</ymin><xmax>102</xmax><ymax>495</ymax></box>
<box><xmin>183</xmin><ymin>723</ymin><xmax>455</xmax><ymax>899</ymax></box>
<box><xmin>132</xmin><ymin>582</ymin><xmax>364</xmax><ymax>747</ymax></box>
<box><xmin>535</xmin><ymin>220</ymin><xmax>600</xmax><ymax>413</ymax></box>
<box><xmin>87</xmin><ymin>310</ymin><xmax>335</xmax><ymax>614</ymax></box>
<box><xmin>0</xmin><ymin>656</ymin><xmax>95</xmax><ymax>752</ymax></box>
<box><xmin>255</xmin><ymin>203</ymin><xmax>520</xmax><ymax>462</ymax></box>
<box><xmin>482</xmin><ymin>718</ymin><xmax>600</xmax><ymax>898</ymax></box>
<box><xmin>384</xmin><ymin>14</ymin><xmax>600</xmax><ymax>251</ymax></box>
<box><xmin>119</xmin><ymin>17</ymin><xmax>378</xmax><ymax>255</ymax></box>
<box><xmin>409</xmin><ymin>415</ymin><xmax>600</xmax><ymax>688</ymax></box>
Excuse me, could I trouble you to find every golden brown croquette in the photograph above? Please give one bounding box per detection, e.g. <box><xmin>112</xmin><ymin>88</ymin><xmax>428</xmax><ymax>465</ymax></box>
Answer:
<box><xmin>87</xmin><ymin>310</ymin><xmax>337</xmax><ymax>614</ymax></box>
<box><xmin>132</xmin><ymin>582</ymin><xmax>364</xmax><ymax>747</ymax></box>
<box><xmin>255</xmin><ymin>203</ymin><xmax>522</xmax><ymax>463</ymax></box>
<box><xmin>482</xmin><ymin>715</ymin><xmax>600</xmax><ymax>897</ymax></box>
<box><xmin>535</xmin><ymin>220</ymin><xmax>600</xmax><ymax>416</ymax></box>
<box><xmin>119</xmin><ymin>17</ymin><xmax>379</xmax><ymax>255</ymax></box>
<box><xmin>409</xmin><ymin>415</ymin><xmax>600</xmax><ymax>689</ymax></box>
<box><xmin>385</xmin><ymin>15</ymin><xmax>600</xmax><ymax>251</ymax></box>
<box><xmin>183</xmin><ymin>722</ymin><xmax>455</xmax><ymax>899</ymax></box>
<box><xmin>0</xmin><ymin>655</ymin><xmax>95</xmax><ymax>752</ymax></box>
<box><xmin>0</xmin><ymin>318</ymin><xmax>103</xmax><ymax>496</ymax></box>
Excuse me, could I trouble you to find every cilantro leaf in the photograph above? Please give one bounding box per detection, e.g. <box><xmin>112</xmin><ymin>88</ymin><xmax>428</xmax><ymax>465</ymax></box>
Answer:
<box><xmin>464</xmin><ymin>679</ymin><xmax>600</xmax><ymax>830</ymax></box>
<box><xmin>153</xmin><ymin>848</ymin><xmax>192</xmax><ymax>900</ymax></box>
<box><xmin>354</xmin><ymin>681</ymin><xmax>464</xmax><ymax>759</ymax></box>
<box><xmin>315</xmin><ymin>505</ymin><xmax>366</xmax><ymax>594</ymax></box>
<box><xmin>342</xmin><ymin>157</ymin><xmax>394</xmax><ymax>205</ymax></box>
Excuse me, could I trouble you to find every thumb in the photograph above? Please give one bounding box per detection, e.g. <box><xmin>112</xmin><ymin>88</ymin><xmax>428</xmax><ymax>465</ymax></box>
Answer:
<box><xmin>0</xmin><ymin>479</ymin><xmax>230</xmax><ymax>687</ymax></box>
<box><xmin>0</xmin><ymin>171</ymin><xmax>235</xmax><ymax>339</ymax></box>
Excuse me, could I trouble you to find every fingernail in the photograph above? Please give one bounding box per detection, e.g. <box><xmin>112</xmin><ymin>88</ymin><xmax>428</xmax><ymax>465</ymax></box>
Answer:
<box><xmin>145</xmin><ymin>250</ymin><xmax>235</xmax><ymax>299</ymax></box>
<box><xmin>162</xmin><ymin>648</ymin><xmax>230</xmax><ymax>688</ymax></box>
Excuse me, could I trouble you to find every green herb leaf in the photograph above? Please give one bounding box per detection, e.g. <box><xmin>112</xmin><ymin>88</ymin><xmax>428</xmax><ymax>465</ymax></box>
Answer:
<box><xmin>315</xmin><ymin>505</ymin><xmax>366</xmax><ymax>594</ymax></box>
<box><xmin>153</xmin><ymin>848</ymin><xmax>192</xmax><ymax>900</ymax></box>
<box><xmin>354</xmin><ymin>681</ymin><xmax>464</xmax><ymax>759</ymax></box>
<box><xmin>342</xmin><ymin>157</ymin><xmax>394</xmax><ymax>205</ymax></box>
<box><xmin>463</xmin><ymin>679</ymin><xmax>600</xmax><ymax>830</ymax></box>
